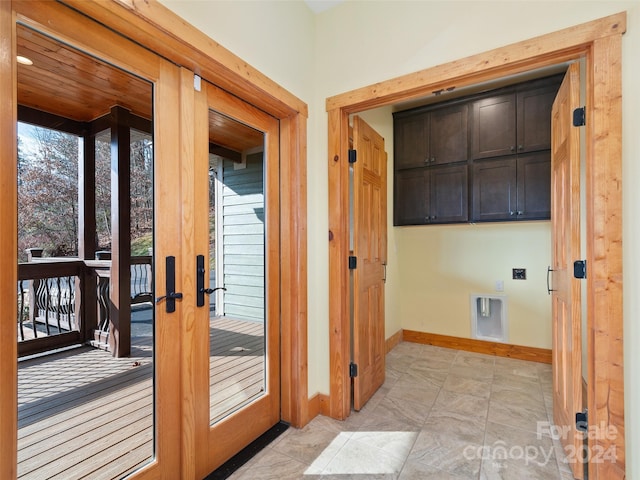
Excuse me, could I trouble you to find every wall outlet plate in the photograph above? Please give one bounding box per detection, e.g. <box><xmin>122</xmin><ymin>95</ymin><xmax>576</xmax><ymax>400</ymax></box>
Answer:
<box><xmin>512</xmin><ymin>268</ymin><xmax>526</xmax><ymax>280</ymax></box>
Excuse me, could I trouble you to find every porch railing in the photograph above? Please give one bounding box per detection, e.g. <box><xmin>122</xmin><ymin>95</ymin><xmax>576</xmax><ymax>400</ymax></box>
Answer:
<box><xmin>17</xmin><ymin>252</ymin><xmax>153</xmax><ymax>357</ymax></box>
<box><xmin>17</xmin><ymin>259</ymin><xmax>83</xmax><ymax>356</ymax></box>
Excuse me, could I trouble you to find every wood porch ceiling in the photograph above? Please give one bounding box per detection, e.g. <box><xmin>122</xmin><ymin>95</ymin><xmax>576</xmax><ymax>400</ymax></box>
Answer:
<box><xmin>16</xmin><ymin>25</ymin><xmax>152</xmax><ymax>123</ymax></box>
<box><xmin>16</xmin><ymin>25</ymin><xmax>263</xmax><ymax>153</ymax></box>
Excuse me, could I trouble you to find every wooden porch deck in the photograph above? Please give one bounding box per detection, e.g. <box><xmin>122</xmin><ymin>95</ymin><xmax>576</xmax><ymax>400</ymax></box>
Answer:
<box><xmin>17</xmin><ymin>315</ymin><xmax>265</xmax><ymax>480</ymax></box>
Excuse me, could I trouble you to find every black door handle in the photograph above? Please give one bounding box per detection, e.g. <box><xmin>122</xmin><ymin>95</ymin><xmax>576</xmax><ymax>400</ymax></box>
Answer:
<box><xmin>196</xmin><ymin>255</ymin><xmax>226</xmax><ymax>307</ymax></box>
<box><xmin>155</xmin><ymin>256</ymin><xmax>182</xmax><ymax>313</ymax></box>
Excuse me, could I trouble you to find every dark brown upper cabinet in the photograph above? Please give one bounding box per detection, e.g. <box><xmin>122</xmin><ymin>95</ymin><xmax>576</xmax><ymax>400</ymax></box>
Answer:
<box><xmin>471</xmin><ymin>93</ymin><xmax>516</xmax><ymax>159</ymax></box>
<box><xmin>471</xmin><ymin>76</ymin><xmax>561</xmax><ymax>160</ymax></box>
<box><xmin>394</xmin><ymin>103</ymin><xmax>468</xmax><ymax>170</ymax></box>
<box><xmin>516</xmin><ymin>84</ymin><xmax>558</xmax><ymax>154</ymax></box>
<box><xmin>471</xmin><ymin>151</ymin><xmax>550</xmax><ymax>222</ymax></box>
<box><xmin>393</xmin><ymin>73</ymin><xmax>562</xmax><ymax>226</ymax></box>
<box><xmin>394</xmin><ymin>168</ymin><xmax>428</xmax><ymax>225</ymax></box>
<box><xmin>394</xmin><ymin>164</ymin><xmax>468</xmax><ymax>226</ymax></box>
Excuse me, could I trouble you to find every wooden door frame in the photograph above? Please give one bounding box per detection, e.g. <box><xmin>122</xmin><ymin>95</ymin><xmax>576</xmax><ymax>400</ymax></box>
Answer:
<box><xmin>1</xmin><ymin>1</ymin><xmax>308</xmax><ymax>478</ymax></box>
<box><xmin>327</xmin><ymin>11</ymin><xmax>625</xmax><ymax>478</ymax></box>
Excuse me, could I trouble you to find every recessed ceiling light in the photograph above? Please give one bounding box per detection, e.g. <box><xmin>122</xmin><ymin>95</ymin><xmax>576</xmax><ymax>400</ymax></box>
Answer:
<box><xmin>17</xmin><ymin>55</ymin><xmax>33</xmax><ymax>66</ymax></box>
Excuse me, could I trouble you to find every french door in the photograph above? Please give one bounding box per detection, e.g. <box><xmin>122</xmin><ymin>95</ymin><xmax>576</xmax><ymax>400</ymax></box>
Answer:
<box><xmin>183</xmin><ymin>73</ymin><xmax>281</xmax><ymax>478</ymax></box>
<box><xmin>3</xmin><ymin>4</ymin><xmax>285</xmax><ymax>479</ymax></box>
<box><xmin>3</xmin><ymin>2</ymin><xmax>182</xmax><ymax>479</ymax></box>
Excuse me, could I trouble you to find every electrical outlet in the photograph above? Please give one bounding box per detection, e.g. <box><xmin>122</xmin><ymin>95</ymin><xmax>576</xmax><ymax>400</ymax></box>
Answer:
<box><xmin>495</xmin><ymin>280</ymin><xmax>504</xmax><ymax>292</ymax></box>
<box><xmin>512</xmin><ymin>268</ymin><xmax>527</xmax><ymax>280</ymax></box>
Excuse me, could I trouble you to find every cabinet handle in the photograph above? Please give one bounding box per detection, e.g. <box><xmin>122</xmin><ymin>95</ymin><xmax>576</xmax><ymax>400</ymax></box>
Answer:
<box><xmin>517</xmin><ymin>210</ymin><xmax>523</xmax><ymax>216</ymax></box>
<box><xmin>431</xmin><ymin>157</ymin><xmax>436</xmax><ymax>163</ymax></box>
<box><xmin>510</xmin><ymin>145</ymin><xmax>515</xmax><ymax>152</ymax></box>
<box><xmin>425</xmin><ymin>216</ymin><xmax>431</xmax><ymax>221</ymax></box>
<box><xmin>432</xmin><ymin>215</ymin><xmax>437</xmax><ymax>220</ymax></box>
<box><xmin>518</xmin><ymin>144</ymin><xmax>523</xmax><ymax>151</ymax></box>
<box><xmin>509</xmin><ymin>211</ymin><xmax>515</xmax><ymax>216</ymax></box>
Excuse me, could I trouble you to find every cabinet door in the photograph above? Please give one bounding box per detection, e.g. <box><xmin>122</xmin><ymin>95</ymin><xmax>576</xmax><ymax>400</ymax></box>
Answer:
<box><xmin>429</xmin><ymin>164</ymin><xmax>468</xmax><ymax>223</ymax></box>
<box><xmin>393</xmin><ymin>113</ymin><xmax>429</xmax><ymax>170</ymax></box>
<box><xmin>393</xmin><ymin>169</ymin><xmax>428</xmax><ymax>225</ymax></box>
<box><xmin>516</xmin><ymin>84</ymin><xmax>558</xmax><ymax>153</ymax></box>
<box><xmin>430</xmin><ymin>103</ymin><xmax>468</xmax><ymax>165</ymax></box>
<box><xmin>516</xmin><ymin>152</ymin><xmax>551</xmax><ymax>219</ymax></box>
<box><xmin>471</xmin><ymin>157</ymin><xmax>517</xmax><ymax>221</ymax></box>
<box><xmin>471</xmin><ymin>93</ymin><xmax>516</xmax><ymax>159</ymax></box>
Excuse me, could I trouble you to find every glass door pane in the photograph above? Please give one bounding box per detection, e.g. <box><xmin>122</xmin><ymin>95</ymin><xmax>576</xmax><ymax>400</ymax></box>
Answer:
<box><xmin>16</xmin><ymin>24</ymin><xmax>156</xmax><ymax>479</ymax></box>
<box><xmin>207</xmin><ymin>111</ymin><xmax>266</xmax><ymax>425</ymax></box>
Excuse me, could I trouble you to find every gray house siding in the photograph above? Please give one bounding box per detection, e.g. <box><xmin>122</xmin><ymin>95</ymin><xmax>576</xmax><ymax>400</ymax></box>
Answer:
<box><xmin>222</xmin><ymin>153</ymin><xmax>264</xmax><ymax>322</ymax></box>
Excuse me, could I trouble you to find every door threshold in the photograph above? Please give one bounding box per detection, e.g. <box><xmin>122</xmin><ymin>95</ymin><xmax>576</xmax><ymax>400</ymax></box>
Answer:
<box><xmin>203</xmin><ymin>421</ymin><xmax>290</xmax><ymax>480</ymax></box>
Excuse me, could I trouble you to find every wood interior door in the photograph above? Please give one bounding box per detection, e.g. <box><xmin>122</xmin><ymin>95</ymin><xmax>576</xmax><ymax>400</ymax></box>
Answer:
<box><xmin>551</xmin><ymin>61</ymin><xmax>583</xmax><ymax>479</ymax></box>
<box><xmin>187</xmin><ymin>75</ymin><xmax>281</xmax><ymax>478</ymax></box>
<box><xmin>352</xmin><ymin>116</ymin><xmax>387</xmax><ymax>411</ymax></box>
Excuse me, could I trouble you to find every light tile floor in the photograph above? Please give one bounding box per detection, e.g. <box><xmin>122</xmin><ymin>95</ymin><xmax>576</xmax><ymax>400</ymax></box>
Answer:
<box><xmin>228</xmin><ymin>342</ymin><xmax>575</xmax><ymax>480</ymax></box>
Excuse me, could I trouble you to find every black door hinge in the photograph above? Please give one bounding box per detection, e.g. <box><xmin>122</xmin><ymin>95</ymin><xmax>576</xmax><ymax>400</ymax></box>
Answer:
<box><xmin>348</xmin><ymin>256</ymin><xmax>357</xmax><ymax>269</ymax></box>
<box><xmin>349</xmin><ymin>363</ymin><xmax>358</xmax><ymax>378</ymax></box>
<box><xmin>574</xmin><ymin>260</ymin><xmax>587</xmax><ymax>279</ymax></box>
<box><xmin>576</xmin><ymin>409</ymin><xmax>588</xmax><ymax>432</ymax></box>
<box><xmin>573</xmin><ymin>107</ymin><xmax>586</xmax><ymax>127</ymax></box>
<box><xmin>348</xmin><ymin>149</ymin><xmax>357</xmax><ymax>163</ymax></box>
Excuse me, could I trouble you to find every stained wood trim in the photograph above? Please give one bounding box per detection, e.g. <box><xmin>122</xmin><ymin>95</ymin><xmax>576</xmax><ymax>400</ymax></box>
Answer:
<box><xmin>0</xmin><ymin>1</ymin><xmax>18</xmax><ymax>478</ymax></box>
<box><xmin>280</xmin><ymin>114</ymin><xmax>309</xmax><ymax>428</ymax></box>
<box><xmin>60</xmin><ymin>0</ymin><xmax>307</xmax><ymax>119</ymax></box>
<box><xmin>308</xmin><ymin>393</ymin><xmax>330</xmax><ymax>420</ymax></box>
<box><xmin>327</xmin><ymin>13</ymin><xmax>626</xmax><ymax>477</ymax></box>
<box><xmin>403</xmin><ymin>330</ymin><xmax>552</xmax><ymax>364</ymax></box>
<box><xmin>587</xmin><ymin>34</ymin><xmax>625</xmax><ymax>479</ymax></box>
<box><xmin>326</xmin><ymin>12</ymin><xmax>626</xmax><ymax>113</ymax></box>
<box><xmin>385</xmin><ymin>329</ymin><xmax>403</xmax><ymax>354</ymax></box>
<box><xmin>328</xmin><ymin>107</ymin><xmax>351</xmax><ymax>420</ymax></box>
<box><xmin>178</xmin><ymin>66</ymin><xmax>201</xmax><ymax>480</ymax></box>
<box><xmin>141</xmin><ymin>58</ymin><xmax>183</xmax><ymax>479</ymax></box>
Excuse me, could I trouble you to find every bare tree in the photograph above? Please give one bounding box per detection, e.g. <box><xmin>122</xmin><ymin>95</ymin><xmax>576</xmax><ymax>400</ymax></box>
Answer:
<box><xmin>18</xmin><ymin>126</ymin><xmax>78</xmax><ymax>261</ymax></box>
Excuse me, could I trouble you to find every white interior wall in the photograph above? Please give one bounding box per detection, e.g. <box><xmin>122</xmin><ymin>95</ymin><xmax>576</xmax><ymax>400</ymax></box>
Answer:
<box><xmin>159</xmin><ymin>2</ymin><xmax>638</xmax><ymax>477</ymax></box>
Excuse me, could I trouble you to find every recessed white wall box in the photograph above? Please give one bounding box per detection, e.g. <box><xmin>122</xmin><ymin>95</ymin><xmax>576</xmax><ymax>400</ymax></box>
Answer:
<box><xmin>470</xmin><ymin>294</ymin><xmax>508</xmax><ymax>343</ymax></box>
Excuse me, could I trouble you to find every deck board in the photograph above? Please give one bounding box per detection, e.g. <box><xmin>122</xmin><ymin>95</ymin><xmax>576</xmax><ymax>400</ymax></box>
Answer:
<box><xmin>17</xmin><ymin>315</ymin><xmax>265</xmax><ymax>479</ymax></box>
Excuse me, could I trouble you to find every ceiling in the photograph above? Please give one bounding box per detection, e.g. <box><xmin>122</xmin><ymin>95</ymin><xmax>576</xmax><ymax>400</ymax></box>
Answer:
<box><xmin>16</xmin><ymin>25</ymin><xmax>263</xmax><ymax>153</ymax></box>
<box><xmin>17</xmin><ymin>25</ymin><xmax>152</xmax><ymax>123</ymax></box>
<box><xmin>305</xmin><ymin>0</ymin><xmax>344</xmax><ymax>14</ymax></box>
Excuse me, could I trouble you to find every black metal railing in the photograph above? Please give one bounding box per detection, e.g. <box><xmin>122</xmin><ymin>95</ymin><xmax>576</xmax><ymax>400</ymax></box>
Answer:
<box><xmin>17</xmin><ymin>252</ymin><xmax>153</xmax><ymax>357</ymax></box>
<box><xmin>17</xmin><ymin>259</ymin><xmax>84</xmax><ymax>356</ymax></box>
